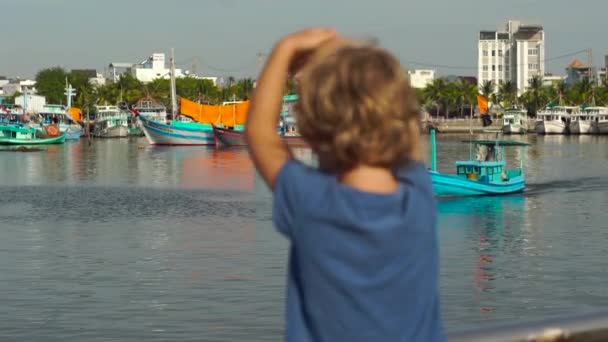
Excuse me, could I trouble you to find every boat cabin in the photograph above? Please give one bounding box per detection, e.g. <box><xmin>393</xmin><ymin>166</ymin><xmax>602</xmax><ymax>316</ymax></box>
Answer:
<box><xmin>455</xmin><ymin>140</ymin><xmax>529</xmax><ymax>183</ymax></box>
<box><xmin>537</xmin><ymin>106</ymin><xmax>579</xmax><ymax>123</ymax></box>
<box><xmin>582</xmin><ymin>106</ymin><xmax>608</xmax><ymax>123</ymax></box>
<box><xmin>0</xmin><ymin>125</ymin><xmax>37</xmax><ymax>139</ymax></box>
<box><xmin>503</xmin><ymin>109</ymin><xmax>527</xmax><ymax>126</ymax></box>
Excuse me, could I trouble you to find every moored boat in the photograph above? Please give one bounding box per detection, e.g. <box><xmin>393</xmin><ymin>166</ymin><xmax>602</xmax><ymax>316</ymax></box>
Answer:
<box><xmin>37</xmin><ymin>104</ymin><xmax>82</xmax><ymax>140</ymax></box>
<box><xmin>140</xmin><ymin>116</ymin><xmax>215</xmax><ymax>145</ymax></box>
<box><xmin>502</xmin><ymin>108</ymin><xmax>528</xmax><ymax>134</ymax></box>
<box><xmin>535</xmin><ymin>106</ymin><xmax>577</xmax><ymax>134</ymax></box>
<box><xmin>93</xmin><ymin>105</ymin><xmax>130</xmax><ymax>138</ymax></box>
<box><xmin>212</xmin><ymin>124</ymin><xmax>307</xmax><ymax>147</ymax></box>
<box><xmin>0</xmin><ymin>125</ymin><xmax>66</xmax><ymax>145</ymax></box>
<box><xmin>428</xmin><ymin>130</ymin><xmax>529</xmax><ymax>196</ymax></box>
<box><xmin>588</xmin><ymin>106</ymin><xmax>608</xmax><ymax>134</ymax></box>
<box><xmin>570</xmin><ymin>109</ymin><xmax>596</xmax><ymax>134</ymax></box>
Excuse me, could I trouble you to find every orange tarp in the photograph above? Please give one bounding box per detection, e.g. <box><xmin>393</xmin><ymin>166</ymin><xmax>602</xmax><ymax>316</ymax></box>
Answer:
<box><xmin>180</xmin><ymin>98</ymin><xmax>250</xmax><ymax>126</ymax></box>
<box><xmin>69</xmin><ymin>107</ymin><xmax>83</xmax><ymax>122</ymax></box>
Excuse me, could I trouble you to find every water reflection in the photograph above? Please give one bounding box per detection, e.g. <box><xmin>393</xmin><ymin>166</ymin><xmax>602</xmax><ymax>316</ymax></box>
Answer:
<box><xmin>439</xmin><ymin>194</ymin><xmax>527</xmax><ymax>319</ymax></box>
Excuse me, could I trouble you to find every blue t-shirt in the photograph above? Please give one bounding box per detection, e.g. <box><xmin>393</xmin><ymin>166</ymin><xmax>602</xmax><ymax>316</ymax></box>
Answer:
<box><xmin>273</xmin><ymin>160</ymin><xmax>445</xmax><ymax>342</ymax></box>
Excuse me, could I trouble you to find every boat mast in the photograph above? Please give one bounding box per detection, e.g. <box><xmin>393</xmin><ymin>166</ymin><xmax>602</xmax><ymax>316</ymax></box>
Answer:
<box><xmin>65</xmin><ymin>78</ymin><xmax>76</xmax><ymax>110</ymax></box>
<box><xmin>170</xmin><ymin>48</ymin><xmax>178</xmax><ymax>121</ymax></box>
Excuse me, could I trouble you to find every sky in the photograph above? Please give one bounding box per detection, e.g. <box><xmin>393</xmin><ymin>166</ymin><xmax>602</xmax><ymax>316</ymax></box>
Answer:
<box><xmin>2</xmin><ymin>0</ymin><xmax>606</xmax><ymax>79</ymax></box>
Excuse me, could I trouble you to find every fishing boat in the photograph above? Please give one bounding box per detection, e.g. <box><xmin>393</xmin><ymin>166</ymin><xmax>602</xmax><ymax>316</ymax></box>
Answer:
<box><xmin>502</xmin><ymin>108</ymin><xmax>528</xmax><ymax>134</ymax></box>
<box><xmin>570</xmin><ymin>107</ymin><xmax>597</xmax><ymax>134</ymax></box>
<box><xmin>535</xmin><ymin>106</ymin><xmax>577</xmax><ymax>134</ymax></box>
<box><xmin>428</xmin><ymin>130</ymin><xmax>529</xmax><ymax>196</ymax></box>
<box><xmin>0</xmin><ymin>125</ymin><xmax>65</xmax><ymax>145</ymax></box>
<box><xmin>588</xmin><ymin>106</ymin><xmax>608</xmax><ymax>134</ymax></box>
<box><xmin>213</xmin><ymin>94</ymin><xmax>306</xmax><ymax>147</ymax></box>
<box><xmin>93</xmin><ymin>105</ymin><xmax>129</xmax><ymax>138</ymax></box>
<box><xmin>37</xmin><ymin>104</ymin><xmax>82</xmax><ymax>140</ymax></box>
<box><xmin>140</xmin><ymin>116</ymin><xmax>215</xmax><ymax>145</ymax></box>
<box><xmin>213</xmin><ymin>124</ymin><xmax>307</xmax><ymax>147</ymax></box>
<box><xmin>139</xmin><ymin>49</ymin><xmax>217</xmax><ymax>146</ymax></box>
<box><xmin>130</xmin><ymin>97</ymin><xmax>168</xmax><ymax>136</ymax></box>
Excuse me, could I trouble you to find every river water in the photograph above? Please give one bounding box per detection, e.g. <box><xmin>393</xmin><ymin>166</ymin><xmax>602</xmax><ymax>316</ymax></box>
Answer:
<box><xmin>0</xmin><ymin>135</ymin><xmax>607</xmax><ymax>341</ymax></box>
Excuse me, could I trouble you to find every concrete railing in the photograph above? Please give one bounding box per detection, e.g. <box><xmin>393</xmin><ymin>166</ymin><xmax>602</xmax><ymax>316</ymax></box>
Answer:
<box><xmin>448</xmin><ymin>309</ymin><xmax>608</xmax><ymax>342</ymax></box>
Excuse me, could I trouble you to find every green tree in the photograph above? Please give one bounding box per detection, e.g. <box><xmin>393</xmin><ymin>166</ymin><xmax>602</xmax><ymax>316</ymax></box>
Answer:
<box><xmin>35</xmin><ymin>67</ymin><xmax>68</xmax><ymax>104</ymax></box>
<box><xmin>480</xmin><ymin>80</ymin><xmax>494</xmax><ymax>100</ymax></box>
<box><xmin>424</xmin><ymin>79</ymin><xmax>449</xmax><ymax>117</ymax></box>
<box><xmin>68</xmin><ymin>70</ymin><xmax>96</xmax><ymax>109</ymax></box>
<box><xmin>498</xmin><ymin>80</ymin><xmax>517</xmax><ymax>107</ymax></box>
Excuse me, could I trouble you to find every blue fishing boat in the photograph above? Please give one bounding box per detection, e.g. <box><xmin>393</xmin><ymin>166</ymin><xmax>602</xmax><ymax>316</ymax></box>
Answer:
<box><xmin>428</xmin><ymin>130</ymin><xmax>529</xmax><ymax>196</ymax></box>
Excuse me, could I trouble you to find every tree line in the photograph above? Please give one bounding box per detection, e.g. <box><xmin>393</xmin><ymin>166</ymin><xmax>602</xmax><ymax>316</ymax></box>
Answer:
<box><xmin>418</xmin><ymin>75</ymin><xmax>608</xmax><ymax>118</ymax></box>
<box><xmin>26</xmin><ymin>67</ymin><xmax>297</xmax><ymax>111</ymax></box>
<box><xmin>14</xmin><ymin>67</ymin><xmax>608</xmax><ymax>118</ymax></box>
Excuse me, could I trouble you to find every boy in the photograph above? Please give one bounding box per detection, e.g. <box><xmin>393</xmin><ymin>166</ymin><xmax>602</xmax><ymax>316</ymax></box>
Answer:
<box><xmin>246</xmin><ymin>28</ymin><xmax>444</xmax><ymax>341</ymax></box>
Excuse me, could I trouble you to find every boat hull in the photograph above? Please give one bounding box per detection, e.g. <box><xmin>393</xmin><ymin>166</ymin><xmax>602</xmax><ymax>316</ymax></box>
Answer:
<box><xmin>0</xmin><ymin>135</ymin><xmax>66</xmax><ymax>145</ymax></box>
<box><xmin>139</xmin><ymin>117</ymin><xmax>215</xmax><ymax>145</ymax></box>
<box><xmin>97</xmin><ymin>125</ymin><xmax>129</xmax><ymax>138</ymax></box>
<box><xmin>213</xmin><ymin>126</ymin><xmax>309</xmax><ymax>147</ymax></box>
<box><xmin>430</xmin><ymin>171</ymin><xmax>525</xmax><ymax>196</ymax></box>
<box><xmin>213</xmin><ymin>126</ymin><xmax>246</xmax><ymax>146</ymax></box>
<box><xmin>535</xmin><ymin>120</ymin><xmax>566</xmax><ymax>134</ymax></box>
<box><xmin>570</xmin><ymin>121</ymin><xmax>594</xmax><ymax>134</ymax></box>
<box><xmin>595</xmin><ymin>121</ymin><xmax>608</xmax><ymax>135</ymax></box>
<box><xmin>502</xmin><ymin>124</ymin><xmax>525</xmax><ymax>134</ymax></box>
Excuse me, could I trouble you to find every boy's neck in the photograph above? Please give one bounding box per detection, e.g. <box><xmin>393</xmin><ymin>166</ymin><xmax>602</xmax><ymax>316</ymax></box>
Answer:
<box><xmin>339</xmin><ymin>165</ymin><xmax>399</xmax><ymax>194</ymax></box>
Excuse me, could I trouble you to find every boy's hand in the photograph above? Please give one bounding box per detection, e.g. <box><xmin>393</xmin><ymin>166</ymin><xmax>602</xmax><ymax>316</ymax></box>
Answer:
<box><xmin>277</xmin><ymin>28</ymin><xmax>337</xmax><ymax>75</ymax></box>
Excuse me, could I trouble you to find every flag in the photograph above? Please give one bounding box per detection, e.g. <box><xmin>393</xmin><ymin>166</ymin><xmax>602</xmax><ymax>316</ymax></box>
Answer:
<box><xmin>477</xmin><ymin>95</ymin><xmax>489</xmax><ymax>114</ymax></box>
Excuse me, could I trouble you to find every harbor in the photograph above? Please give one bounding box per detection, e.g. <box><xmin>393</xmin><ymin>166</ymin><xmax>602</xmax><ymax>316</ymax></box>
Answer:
<box><xmin>0</xmin><ymin>135</ymin><xmax>607</xmax><ymax>340</ymax></box>
<box><xmin>3</xmin><ymin>0</ymin><xmax>608</xmax><ymax>339</ymax></box>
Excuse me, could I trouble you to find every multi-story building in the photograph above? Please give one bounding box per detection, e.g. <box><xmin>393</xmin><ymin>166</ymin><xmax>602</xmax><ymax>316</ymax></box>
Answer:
<box><xmin>478</xmin><ymin>20</ymin><xmax>545</xmax><ymax>96</ymax></box>
<box><xmin>108</xmin><ymin>53</ymin><xmax>184</xmax><ymax>83</ymax></box>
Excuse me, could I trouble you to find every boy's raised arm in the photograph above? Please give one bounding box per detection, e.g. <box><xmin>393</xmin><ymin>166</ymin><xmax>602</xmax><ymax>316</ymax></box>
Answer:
<box><xmin>245</xmin><ymin>28</ymin><xmax>336</xmax><ymax>189</ymax></box>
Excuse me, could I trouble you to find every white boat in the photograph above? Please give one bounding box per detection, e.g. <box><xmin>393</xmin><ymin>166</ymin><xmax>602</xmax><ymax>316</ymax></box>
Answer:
<box><xmin>133</xmin><ymin>97</ymin><xmax>168</xmax><ymax>124</ymax></box>
<box><xmin>139</xmin><ymin>49</ymin><xmax>215</xmax><ymax>146</ymax></box>
<box><xmin>502</xmin><ymin>108</ymin><xmax>528</xmax><ymax>134</ymax></box>
<box><xmin>93</xmin><ymin>105</ymin><xmax>130</xmax><ymax>138</ymax></box>
<box><xmin>589</xmin><ymin>107</ymin><xmax>608</xmax><ymax>134</ymax></box>
<box><xmin>37</xmin><ymin>104</ymin><xmax>82</xmax><ymax>140</ymax></box>
<box><xmin>535</xmin><ymin>106</ymin><xmax>577</xmax><ymax>134</ymax></box>
<box><xmin>570</xmin><ymin>107</ymin><xmax>599</xmax><ymax>134</ymax></box>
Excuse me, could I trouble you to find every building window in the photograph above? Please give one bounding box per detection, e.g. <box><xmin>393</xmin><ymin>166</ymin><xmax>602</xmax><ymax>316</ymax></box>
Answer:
<box><xmin>498</xmin><ymin>50</ymin><xmax>503</xmax><ymax>57</ymax></box>
<box><xmin>483</xmin><ymin>50</ymin><xmax>488</xmax><ymax>57</ymax></box>
<box><xmin>498</xmin><ymin>80</ymin><xmax>503</xmax><ymax>85</ymax></box>
<box><xmin>498</xmin><ymin>65</ymin><xmax>503</xmax><ymax>72</ymax></box>
<box><xmin>483</xmin><ymin>65</ymin><xmax>488</xmax><ymax>71</ymax></box>
<box><xmin>505</xmin><ymin>65</ymin><xmax>510</xmax><ymax>72</ymax></box>
<box><xmin>492</xmin><ymin>65</ymin><xmax>496</xmax><ymax>71</ymax></box>
<box><xmin>492</xmin><ymin>50</ymin><xmax>496</xmax><ymax>57</ymax></box>
<box><xmin>528</xmin><ymin>48</ymin><xmax>538</xmax><ymax>56</ymax></box>
<box><xmin>529</xmin><ymin>64</ymin><xmax>538</xmax><ymax>70</ymax></box>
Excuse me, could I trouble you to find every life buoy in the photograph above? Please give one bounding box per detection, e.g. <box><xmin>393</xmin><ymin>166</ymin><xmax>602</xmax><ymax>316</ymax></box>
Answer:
<box><xmin>46</xmin><ymin>124</ymin><xmax>60</xmax><ymax>137</ymax></box>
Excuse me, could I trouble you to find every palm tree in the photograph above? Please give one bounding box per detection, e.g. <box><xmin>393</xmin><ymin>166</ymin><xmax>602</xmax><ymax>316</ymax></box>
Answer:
<box><xmin>424</xmin><ymin>79</ymin><xmax>448</xmax><ymax>117</ymax></box>
<box><xmin>528</xmin><ymin>75</ymin><xmax>543</xmax><ymax>115</ymax></box>
<box><xmin>498</xmin><ymin>80</ymin><xmax>517</xmax><ymax>107</ymax></box>
<box><xmin>480</xmin><ymin>81</ymin><xmax>494</xmax><ymax>100</ymax></box>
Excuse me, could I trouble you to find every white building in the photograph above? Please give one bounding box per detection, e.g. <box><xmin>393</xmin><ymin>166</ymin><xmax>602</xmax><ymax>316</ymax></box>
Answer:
<box><xmin>478</xmin><ymin>20</ymin><xmax>545</xmax><ymax>95</ymax></box>
<box><xmin>15</xmin><ymin>94</ymin><xmax>46</xmax><ymax>113</ymax></box>
<box><xmin>109</xmin><ymin>53</ymin><xmax>184</xmax><ymax>83</ymax></box>
<box><xmin>1</xmin><ymin>79</ymin><xmax>37</xmax><ymax>97</ymax></box>
<box><xmin>543</xmin><ymin>74</ymin><xmax>564</xmax><ymax>87</ymax></box>
<box><xmin>408</xmin><ymin>69</ymin><xmax>435</xmax><ymax>89</ymax></box>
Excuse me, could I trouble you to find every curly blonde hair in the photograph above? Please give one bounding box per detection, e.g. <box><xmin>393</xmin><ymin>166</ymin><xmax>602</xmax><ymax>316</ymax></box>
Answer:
<box><xmin>295</xmin><ymin>43</ymin><xmax>420</xmax><ymax>174</ymax></box>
